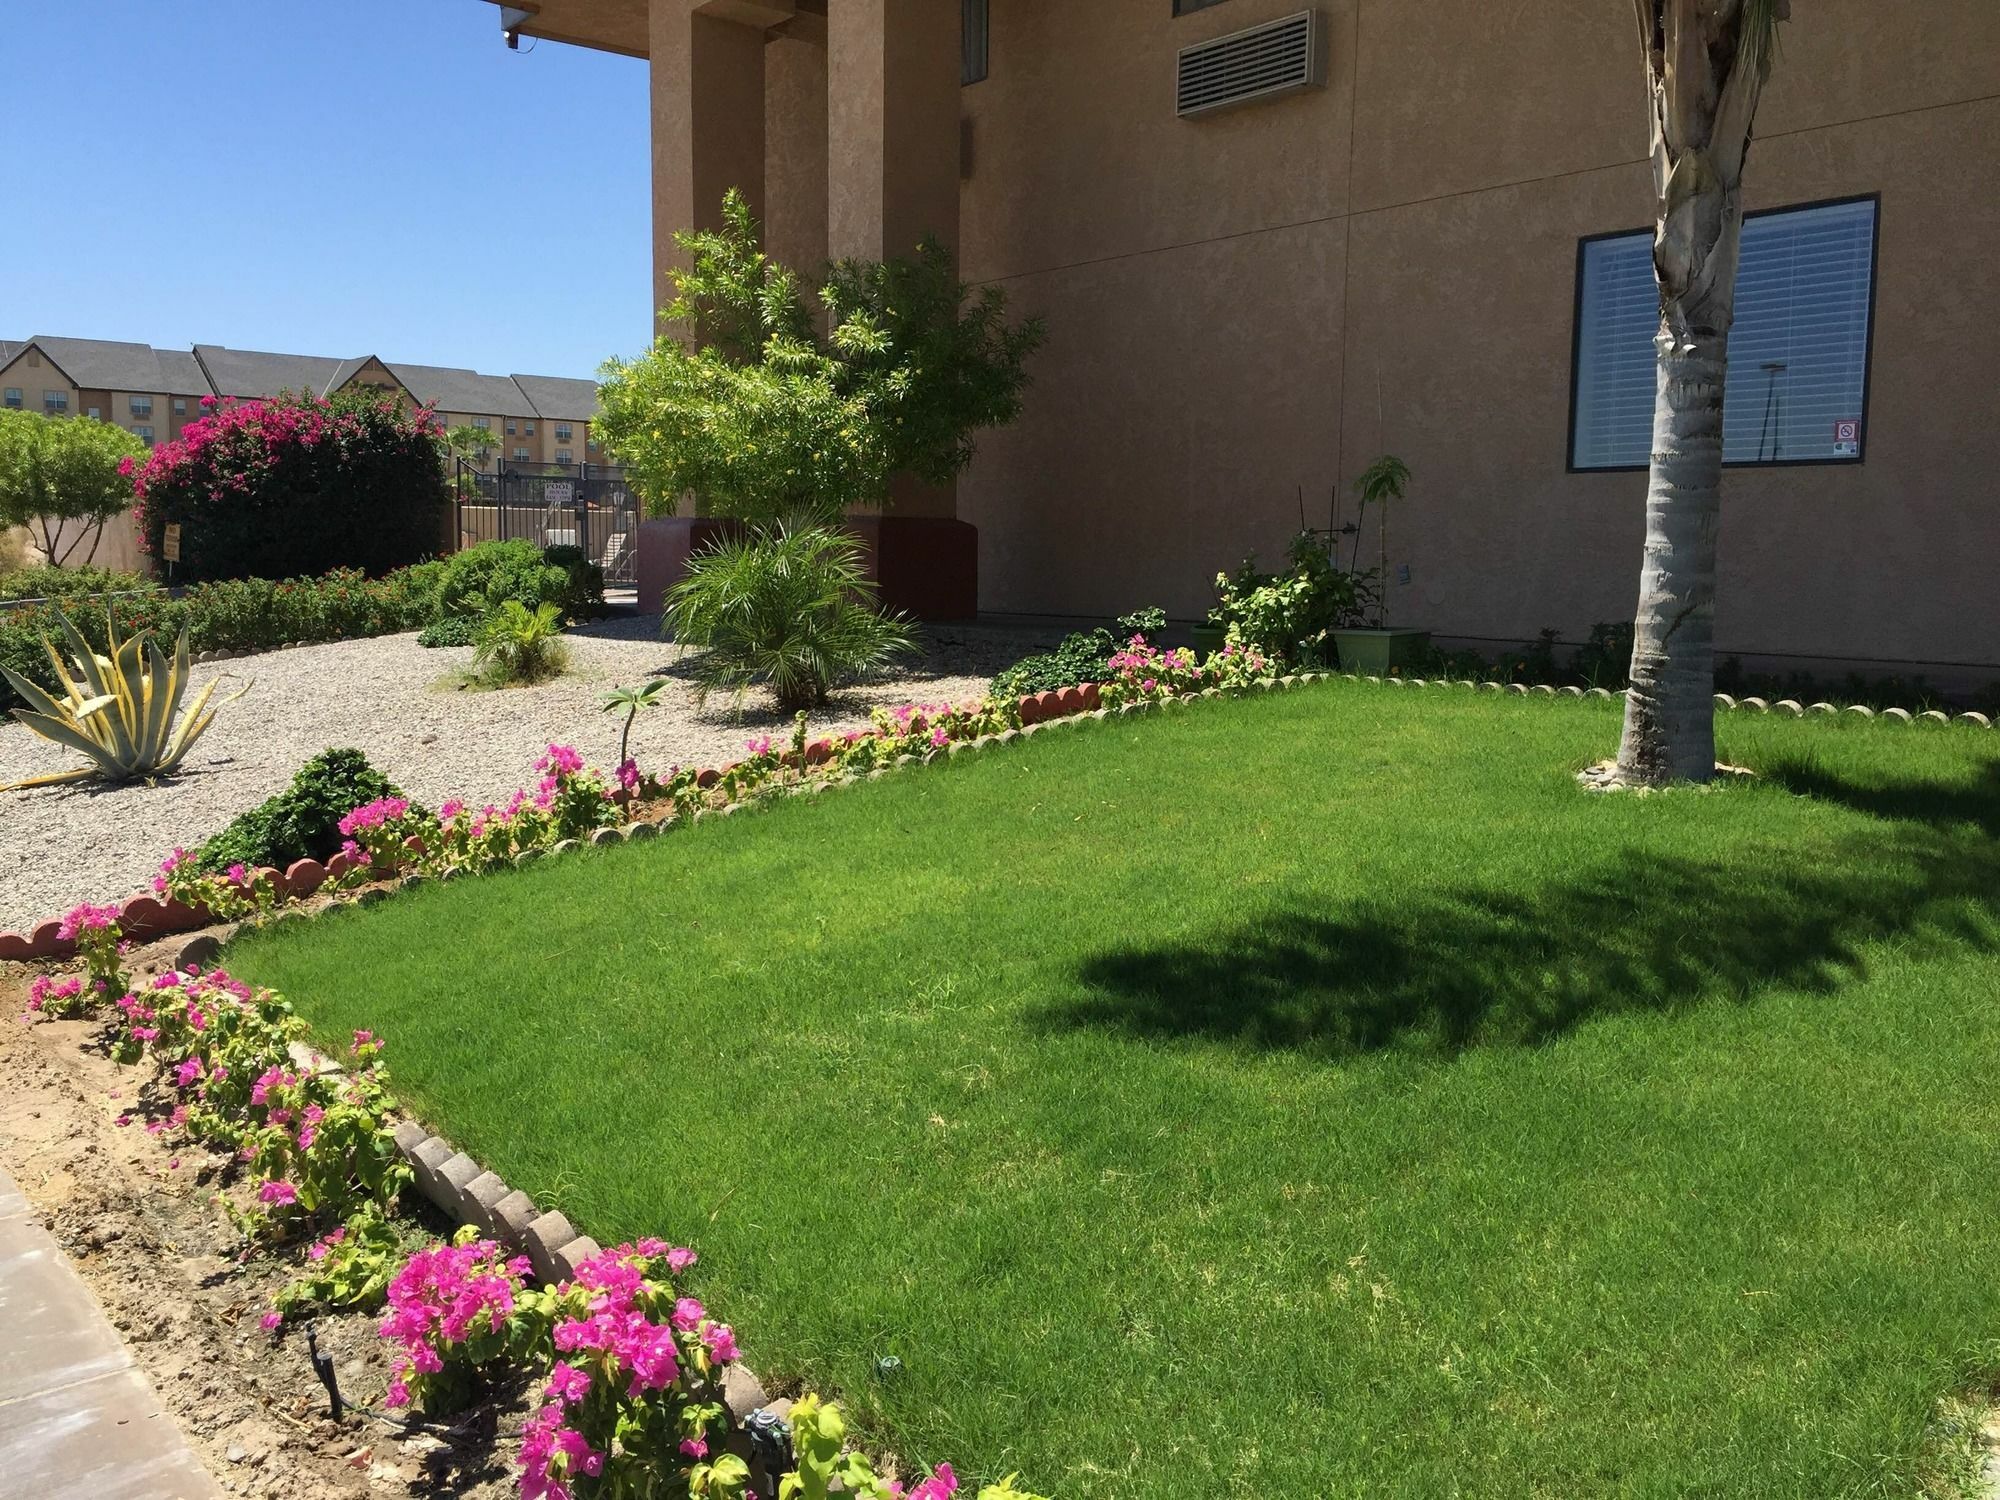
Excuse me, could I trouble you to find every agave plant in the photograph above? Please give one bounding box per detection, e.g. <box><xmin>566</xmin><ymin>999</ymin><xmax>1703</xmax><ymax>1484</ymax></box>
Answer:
<box><xmin>1</xmin><ymin>609</ymin><xmax>247</xmax><ymax>788</ymax></box>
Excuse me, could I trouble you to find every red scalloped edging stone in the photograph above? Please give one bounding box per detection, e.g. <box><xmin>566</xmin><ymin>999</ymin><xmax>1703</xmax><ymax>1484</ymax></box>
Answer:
<box><xmin>25</xmin><ymin>920</ymin><xmax>64</xmax><ymax>959</ymax></box>
<box><xmin>326</xmin><ymin>850</ymin><xmax>356</xmax><ymax>881</ymax></box>
<box><xmin>285</xmin><ymin>859</ymin><xmax>327</xmax><ymax>897</ymax></box>
<box><xmin>402</xmin><ymin>835</ymin><xmax>426</xmax><ymax>855</ymax></box>
<box><xmin>1080</xmin><ymin>683</ymin><xmax>1102</xmax><ymax>711</ymax></box>
<box><xmin>0</xmin><ymin>931</ymin><xmax>33</xmax><ymax>961</ymax></box>
<box><xmin>805</xmin><ymin>739</ymin><xmax>834</xmax><ymax>765</ymax></box>
<box><xmin>159</xmin><ymin>897</ymin><xmax>207</xmax><ymax>932</ymax></box>
<box><xmin>118</xmin><ymin>896</ymin><xmax>169</xmax><ymax>938</ymax></box>
<box><xmin>1057</xmin><ymin>686</ymin><xmax>1085</xmax><ymax>715</ymax></box>
<box><xmin>696</xmin><ymin>768</ymin><xmax>722</xmax><ymax>789</ymax></box>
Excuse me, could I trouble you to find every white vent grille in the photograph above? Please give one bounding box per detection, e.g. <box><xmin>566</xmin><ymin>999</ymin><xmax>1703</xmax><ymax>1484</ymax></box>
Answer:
<box><xmin>1176</xmin><ymin>11</ymin><xmax>1321</xmax><ymax>118</ymax></box>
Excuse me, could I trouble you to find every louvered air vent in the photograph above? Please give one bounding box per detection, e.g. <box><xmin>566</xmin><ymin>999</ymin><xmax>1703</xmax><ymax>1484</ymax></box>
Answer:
<box><xmin>1176</xmin><ymin>11</ymin><xmax>1321</xmax><ymax>118</ymax></box>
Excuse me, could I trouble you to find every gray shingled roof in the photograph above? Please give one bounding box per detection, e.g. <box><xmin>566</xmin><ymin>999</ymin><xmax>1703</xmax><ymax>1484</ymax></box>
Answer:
<box><xmin>511</xmin><ymin>373</ymin><xmax>601</xmax><ymax>422</ymax></box>
<box><xmin>193</xmin><ymin>344</ymin><xmax>348</xmax><ymax>401</ymax></box>
<box><xmin>15</xmin><ymin>336</ymin><xmax>213</xmax><ymax>397</ymax></box>
<box><xmin>383</xmin><ymin>362</ymin><xmax>540</xmax><ymax>419</ymax></box>
<box><xmin>154</xmin><ymin>350</ymin><xmax>214</xmax><ymax>398</ymax></box>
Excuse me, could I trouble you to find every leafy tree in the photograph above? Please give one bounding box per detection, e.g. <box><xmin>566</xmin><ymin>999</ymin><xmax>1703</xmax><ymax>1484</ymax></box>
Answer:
<box><xmin>1611</xmin><ymin>0</ymin><xmax>1787</xmax><ymax>786</ymax></box>
<box><xmin>0</xmin><ymin>410</ymin><xmax>148</xmax><ymax>567</ymax></box>
<box><xmin>597</xmin><ymin>190</ymin><xmax>1043</xmax><ymax>523</ymax></box>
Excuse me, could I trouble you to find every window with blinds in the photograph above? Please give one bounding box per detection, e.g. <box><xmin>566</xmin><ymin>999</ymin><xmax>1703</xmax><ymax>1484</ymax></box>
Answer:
<box><xmin>1570</xmin><ymin>196</ymin><xmax>1879</xmax><ymax>470</ymax></box>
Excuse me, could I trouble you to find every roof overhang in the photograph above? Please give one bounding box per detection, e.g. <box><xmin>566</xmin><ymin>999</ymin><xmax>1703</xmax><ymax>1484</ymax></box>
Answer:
<box><xmin>481</xmin><ymin>0</ymin><xmax>822</xmax><ymax>60</ymax></box>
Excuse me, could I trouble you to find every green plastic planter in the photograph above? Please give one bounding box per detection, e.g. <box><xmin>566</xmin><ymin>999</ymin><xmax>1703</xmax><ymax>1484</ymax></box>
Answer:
<box><xmin>1333</xmin><ymin>627</ymin><xmax>1432</xmax><ymax>674</ymax></box>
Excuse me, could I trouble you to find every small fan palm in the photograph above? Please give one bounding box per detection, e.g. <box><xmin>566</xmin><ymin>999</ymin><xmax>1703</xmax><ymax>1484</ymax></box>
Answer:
<box><xmin>665</xmin><ymin>523</ymin><xmax>916</xmax><ymax>711</ymax></box>
<box><xmin>474</xmin><ymin>599</ymin><xmax>568</xmax><ymax>686</ymax></box>
<box><xmin>1</xmin><ymin>608</ymin><xmax>247</xmax><ymax>788</ymax></box>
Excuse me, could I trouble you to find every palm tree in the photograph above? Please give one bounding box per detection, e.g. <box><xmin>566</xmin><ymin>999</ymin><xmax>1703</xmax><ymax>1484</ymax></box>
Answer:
<box><xmin>1610</xmin><ymin>0</ymin><xmax>1788</xmax><ymax>786</ymax></box>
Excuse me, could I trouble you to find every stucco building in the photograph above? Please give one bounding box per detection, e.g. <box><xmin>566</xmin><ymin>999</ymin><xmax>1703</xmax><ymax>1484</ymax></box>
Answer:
<box><xmin>486</xmin><ymin>0</ymin><xmax>2000</xmax><ymax>685</ymax></box>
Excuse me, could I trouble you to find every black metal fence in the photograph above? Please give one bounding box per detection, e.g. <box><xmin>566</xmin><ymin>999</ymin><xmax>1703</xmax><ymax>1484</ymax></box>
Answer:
<box><xmin>454</xmin><ymin>461</ymin><xmax>641</xmax><ymax>587</ymax></box>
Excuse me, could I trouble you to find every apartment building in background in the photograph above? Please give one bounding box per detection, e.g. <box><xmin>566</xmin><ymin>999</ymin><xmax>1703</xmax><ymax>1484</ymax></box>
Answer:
<box><xmin>0</xmin><ymin>337</ymin><xmax>604</xmax><ymax>468</ymax></box>
<box><xmin>2</xmin><ymin>334</ymin><xmax>608</xmax><ymax>572</ymax></box>
<box><xmin>483</xmin><ymin>0</ymin><xmax>2000</xmax><ymax>684</ymax></box>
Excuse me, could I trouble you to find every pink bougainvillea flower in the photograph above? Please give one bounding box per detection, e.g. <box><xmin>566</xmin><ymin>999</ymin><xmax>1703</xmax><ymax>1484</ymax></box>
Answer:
<box><xmin>908</xmin><ymin>1463</ymin><xmax>961</xmax><ymax>1500</ymax></box>
<box><xmin>666</xmin><ymin>1247</ymin><xmax>697</xmax><ymax>1274</ymax></box>
<box><xmin>259</xmin><ymin>1180</ymin><xmax>298</xmax><ymax>1206</ymax></box>
<box><xmin>546</xmin><ymin>1362</ymin><xmax>590</xmax><ymax>1403</ymax></box>
<box><xmin>670</xmin><ymin>1297</ymin><xmax>705</xmax><ymax>1332</ymax></box>
<box><xmin>702</xmin><ymin>1323</ymin><xmax>740</xmax><ymax>1363</ymax></box>
<box><xmin>679</xmin><ymin>1436</ymin><xmax>709</xmax><ymax>1460</ymax></box>
<box><xmin>261</xmin><ymin>1311</ymin><xmax>283</xmax><ymax>1330</ymax></box>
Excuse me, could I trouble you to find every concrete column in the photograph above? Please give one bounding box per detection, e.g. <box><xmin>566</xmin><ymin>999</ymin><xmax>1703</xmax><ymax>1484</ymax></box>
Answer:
<box><xmin>827</xmin><ymin>0</ymin><xmax>961</xmax><ymax>263</ymax></box>
<box><xmin>649</xmin><ymin>0</ymin><xmax>767</xmax><ymax>324</ymax></box>
<box><xmin>827</xmin><ymin>0</ymin><xmax>962</xmax><ymax>516</ymax></box>
<box><xmin>764</xmin><ymin>35</ymin><xmax>829</xmax><ymax>275</ymax></box>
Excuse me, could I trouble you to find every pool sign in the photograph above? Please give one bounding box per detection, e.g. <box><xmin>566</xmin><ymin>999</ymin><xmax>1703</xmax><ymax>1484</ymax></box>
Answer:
<box><xmin>545</xmin><ymin>481</ymin><xmax>574</xmax><ymax>507</ymax></box>
<box><xmin>1833</xmin><ymin>418</ymin><xmax>1861</xmax><ymax>457</ymax></box>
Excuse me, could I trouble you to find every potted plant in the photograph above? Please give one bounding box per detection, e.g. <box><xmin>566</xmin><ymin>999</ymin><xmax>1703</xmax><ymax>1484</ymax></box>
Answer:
<box><xmin>1331</xmin><ymin>455</ymin><xmax>1429</xmax><ymax>673</ymax></box>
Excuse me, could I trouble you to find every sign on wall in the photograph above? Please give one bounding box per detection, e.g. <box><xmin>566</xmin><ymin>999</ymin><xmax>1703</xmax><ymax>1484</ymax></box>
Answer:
<box><xmin>1833</xmin><ymin>418</ymin><xmax>1860</xmax><ymax>458</ymax></box>
<box><xmin>545</xmin><ymin>481</ymin><xmax>574</xmax><ymax>508</ymax></box>
<box><xmin>161</xmin><ymin>524</ymin><xmax>182</xmax><ymax>563</ymax></box>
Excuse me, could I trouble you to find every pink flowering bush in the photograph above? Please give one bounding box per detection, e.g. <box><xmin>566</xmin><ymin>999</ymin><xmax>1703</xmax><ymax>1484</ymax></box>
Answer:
<box><xmin>1097</xmin><ymin>637</ymin><xmax>1207</xmax><ymax>707</ymax></box>
<box><xmin>422</xmin><ymin>746</ymin><xmax>620</xmax><ymax>873</ymax></box>
<box><xmin>155</xmin><ymin>848</ymin><xmax>278</xmax><ymax>920</ymax></box>
<box><xmin>268</xmin><ymin>1208</ymin><xmax>410</xmax><ymax>1325</ymax></box>
<box><xmin>337</xmin><ymin>795</ymin><xmax>430</xmax><ymax>875</ymax></box>
<box><xmin>131</xmin><ymin>388</ymin><xmax>449</xmax><ymax>582</ymax></box>
<box><xmin>24</xmin><ymin>904</ymin><xmax>128</xmax><ymax>1017</ymax></box>
<box><xmin>108</xmin><ymin>970</ymin><xmax>409</xmax><ymax>1238</ymax></box>
<box><xmin>380</xmin><ymin>1229</ymin><xmax>542</xmax><ymax>1414</ymax></box>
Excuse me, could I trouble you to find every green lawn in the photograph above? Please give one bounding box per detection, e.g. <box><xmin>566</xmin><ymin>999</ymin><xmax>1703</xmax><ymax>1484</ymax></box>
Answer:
<box><xmin>225</xmin><ymin>685</ymin><xmax>2000</xmax><ymax>1499</ymax></box>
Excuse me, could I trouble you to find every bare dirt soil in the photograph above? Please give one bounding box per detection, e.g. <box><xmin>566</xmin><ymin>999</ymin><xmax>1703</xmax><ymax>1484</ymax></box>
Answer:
<box><xmin>0</xmin><ymin>943</ymin><xmax>529</xmax><ymax>1499</ymax></box>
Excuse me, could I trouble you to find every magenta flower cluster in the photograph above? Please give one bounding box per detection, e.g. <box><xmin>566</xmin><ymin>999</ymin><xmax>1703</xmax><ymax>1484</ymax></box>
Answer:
<box><xmin>380</xmin><ymin>1238</ymin><xmax>533</xmax><ymax>1410</ymax></box>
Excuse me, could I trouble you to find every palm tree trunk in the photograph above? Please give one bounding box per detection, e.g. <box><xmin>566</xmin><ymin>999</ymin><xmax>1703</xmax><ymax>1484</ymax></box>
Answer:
<box><xmin>1616</xmin><ymin>328</ymin><xmax>1727</xmax><ymax>783</ymax></box>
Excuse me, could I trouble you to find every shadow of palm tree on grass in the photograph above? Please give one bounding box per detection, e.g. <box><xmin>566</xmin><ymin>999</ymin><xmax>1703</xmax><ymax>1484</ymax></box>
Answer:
<box><xmin>1044</xmin><ymin>757</ymin><xmax>2000</xmax><ymax>1060</ymax></box>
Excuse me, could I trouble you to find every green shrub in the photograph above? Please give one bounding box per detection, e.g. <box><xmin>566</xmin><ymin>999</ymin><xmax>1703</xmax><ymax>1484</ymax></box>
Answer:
<box><xmin>474</xmin><ymin>599</ymin><xmax>568</xmax><ymax>686</ymax></box>
<box><xmin>433</xmin><ymin>541</ymin><xmax>573</xmax><ymax>624</ymax></box>
<box><xmin>0</xmin><ymin>564</ymin><xmax>154</xmax><ymax>602</ymax></box>
<box><xmin>541</xmin><ymin>544</ymin><xmax>605</xmax><ymax>620</ymax></box>
<box><xmin>1210</xmin><ymin>533</ymin><xmax>1376</xmax><ymax>667</ymax></box>
<box><xmin>0</xmin><ymin>564</ymin><xmax>435</xmax><ymax>710</ymax></box>
<box><xmin>992</xmin><ymin>630</ymin><xmax>1116</xmax><ymax>700</ymax></box>
<box><xmin>132</xmin><ymin>389</ymin><xmax>448</xmax><ymax>582</ymax></box>
<box><xmin>417</xmin><ymin>613</ymin><xmax>478</xmax><ymax>649</ymax></box>
<box><xmin>195</xmin><ymin>749</ymin><xmax>405</xmax><ymax>874</ymax></box>
<box><xmin>665</xmin><ymin>524</ymin><xmax>916</xmax><ymax>710</ymax></box>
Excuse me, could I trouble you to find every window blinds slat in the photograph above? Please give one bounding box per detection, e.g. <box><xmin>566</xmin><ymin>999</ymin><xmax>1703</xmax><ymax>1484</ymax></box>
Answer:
<box><xmin>1571</xmin><ymin>199</ymin><xmax>1876</xmax><ymax>469</ymax></box>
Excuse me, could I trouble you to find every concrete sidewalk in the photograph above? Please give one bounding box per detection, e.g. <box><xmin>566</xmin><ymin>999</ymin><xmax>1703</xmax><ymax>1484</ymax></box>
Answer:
<box><xmin>0</xmin><ymin>1164</ymin><xmax>219</xmax><ymax>1499</ymax></box>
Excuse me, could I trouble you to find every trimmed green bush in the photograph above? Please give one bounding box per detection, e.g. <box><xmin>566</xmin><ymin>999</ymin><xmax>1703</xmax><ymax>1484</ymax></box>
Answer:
<box><xmin>417</xmin><ymin>613</ymin><xmax>479</xmax><ymax>649</ymax></box>
<box><xmin>992</xmin><ymin>630</ymin><xmax>1116</xmax><ymax>699</ymax></box>
<box><xmin>193</xmin><ymin>748</ymin><xmax>404</xmax><ymax>873</ymax></box>
<box><xmin>0</xmin><ymin>565</ymin><xmax>436</xmax><ymax>710</ymax></box>
<box><xmin>433</xmin><ymin>541</ymin><xmax>574</xmax><ymax>624</ymax></box>
<box><xmin>0</xmin><ymin>564</ymin><xmax>154</xmax><ymax>602</ymax></box>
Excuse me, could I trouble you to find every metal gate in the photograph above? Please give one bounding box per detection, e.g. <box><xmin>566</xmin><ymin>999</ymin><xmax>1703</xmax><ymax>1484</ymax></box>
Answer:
<box><xmin>454</xmin><ymin>461</ymin><xmax>641</xmax><ymax>587</ymax></box>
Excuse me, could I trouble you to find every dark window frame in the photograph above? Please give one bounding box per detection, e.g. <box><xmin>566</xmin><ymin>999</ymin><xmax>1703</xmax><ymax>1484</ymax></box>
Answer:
<box><xmin>1566</xmin><ymin>192</ymin><xmax>1883</xmax><ymax>475</ymax></box>
<box><xmin>961</xmin><ymin>0</ymin><xmax>988</xmax><ymax>84</ymax></box>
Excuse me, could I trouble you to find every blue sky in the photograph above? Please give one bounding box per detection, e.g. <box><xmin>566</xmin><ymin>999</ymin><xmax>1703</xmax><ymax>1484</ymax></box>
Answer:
<box><xmin>4</xmin><ymin>1</ymin><xmax>651</xmax><ymax>379</ymax></box>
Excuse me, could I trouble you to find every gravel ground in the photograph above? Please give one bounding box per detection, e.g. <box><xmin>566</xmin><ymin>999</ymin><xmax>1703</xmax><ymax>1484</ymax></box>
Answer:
<box><xmin>0</xmin><ymin>615</ymin><xmax>1062</xmax><ymax>933</ymax></box>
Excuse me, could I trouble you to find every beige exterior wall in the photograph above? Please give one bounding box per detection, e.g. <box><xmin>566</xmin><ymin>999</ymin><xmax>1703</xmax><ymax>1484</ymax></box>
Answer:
<box><xmin>0</xmin><ymin>348</ymin><xmax>78</xmax><ymax>420</ymax></box>
<box><xmin>926</xmin><ymin>0</ymin><xmax>2000</xmax><ymax>678</ymax></box>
